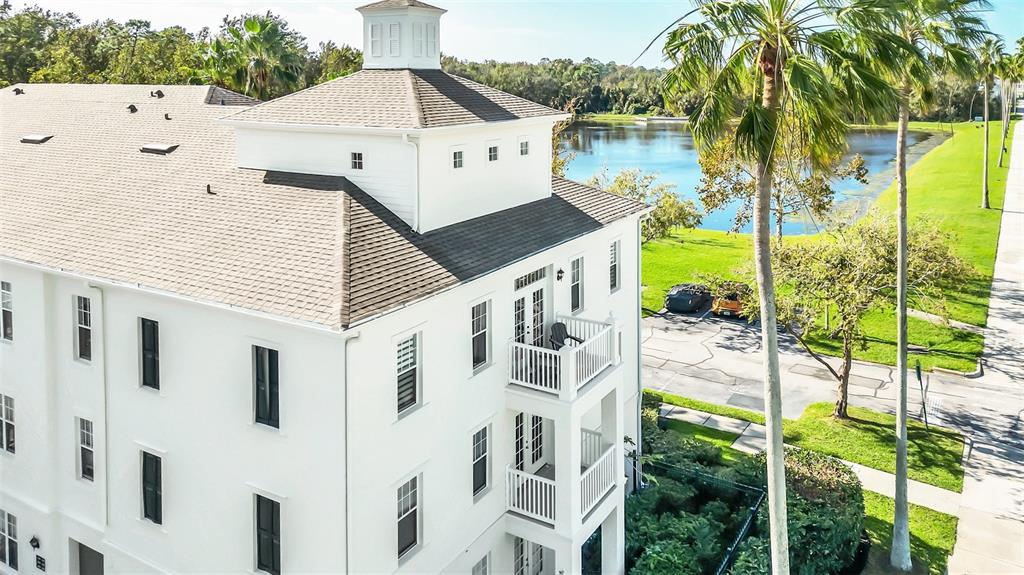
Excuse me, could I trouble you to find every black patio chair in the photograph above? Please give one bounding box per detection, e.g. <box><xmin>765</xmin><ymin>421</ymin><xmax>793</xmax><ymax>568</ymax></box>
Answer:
<box><xmin>549</xmin><ymin>322</ymin><xmax>584</xmax><ymax>350</ymax></box>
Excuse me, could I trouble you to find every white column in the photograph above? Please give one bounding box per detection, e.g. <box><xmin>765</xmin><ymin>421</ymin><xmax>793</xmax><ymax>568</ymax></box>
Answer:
<box><xmin>554</xmin><ymin>409</ymin><xmax>582</xmax><ymax>534</ymax></box>
<box><xmin>601</xmin><ymin>502</ymin><xmax>626</xmax><ymax>575</ymax></box>
<box><xmin>553</xmin><ymin>538</ymin><xmax>584</xmax><ymax>575</ymax></box>
<box><xmin>600</xmin><ymin>386</ymin><xmax>624</xmax><ymax>483</ymax></box>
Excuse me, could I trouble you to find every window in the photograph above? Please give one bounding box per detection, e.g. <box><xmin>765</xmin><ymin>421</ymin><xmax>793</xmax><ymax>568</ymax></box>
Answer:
<box><xmin>530</xmin><ymin>415</ymin><xmax>543</xmax><ymax>463</ymax></box>
<box><xmin>0</xmin><ymin>509</ymin><xmax>16</xmax><ymax>570</ymax></box>
<box><xmin>531</xmin><ymin>542</ymin><xmax>543</xmax><ymax>575</ymax></box>
<box><xmin>514</xmin><ymin>268</ymin><xmax>546</xmax><ymax>291</ymax></box>
<box><xmin>609</xmin><ymin>240</ymin><xmax>621</xmax><ymax>292</ymax></box>
<box><xmin>351</xmin><ymin>152</ymin><xmax>363</xmax><ymax>170</ymax></box>
<box><xmin>1</xmin><ymin>281</ymin><xmax>12</xmax><ymax>341</ymax></box>
<box><xmin>396</xmin><ymin>335</ymin><xmax>419</xmax><ymax>414</ymax></box>
<box><xmin>142</xmin><ymin>451</ymin><xmax>162</xmax><ymax>524</ymax></box>
<box><xmin>255</xmin><ymin>495</ymin><xmax>281</xmax><ymax>575</ymax></box>
<box><xmin>397</xmin><ymin>476</ymin><xmax>419</xmax><ymax>557</ymax></box>
<box><xmin>514</xmin><ymin>413</ymin><xmax>524</xmax><ymax>471</ymax></box>
<box><xmin>519</xmin><ymin>140</ymin><xmax>529</xmax><ymax>156</ymax></box>
<box><xmin>254</xmin><ymin>346</ymin><xmax>280</xmax><ymax>428</ymax></box>
<box><xmin>470</xmin><ymin>301</ymin><xmax>489</xmax><ymax>370</ymax></box>
<box><xmin>570</xmin><ymin>257</ymin><xmax>584</xmax><ymax>312</ymax></box>
<box><xmin>140</xmin><ymin>318</ymin><xmax>160</xmax><ymax>390</ymax></box>
<box><xmin>513</xmin><ymin>537</ymin><xmax>525</xmax><ymax>575</ymax></box>
<box><xmin>1</xmin><ymin>395</ymin><xmax>13</xmax><ymax>454</ymax></box>
<box><xmin>487</xmin><ymin>145</ymin><xmax>499</xmax><ymax>162</ymax></box>
<box><xmin>426</xmin><ymin>22</ymin><xmax>437</xmax><ymax>55</ymax></box>
<box><xmin>76</xmin><ymin>296</ymin><xmax>92</xmax><ymax>361</ymax></box>
<box><xmin>452</xmin><ymin>150</ymin><xmax>464</xmax><ymax>169</ymax></box>
<box><xmin>472</xmin><ymin>554</ymin><xmax>489</xmax><ymax>575</ymax></box>
<box><xmin>78</xmin><ymin>419</ymin><xmax>94</xmax><ymax>481</ymax></box>
<box><xmin>370</xmin><ymin>23</ymin><xmax>382</xmax><ymax>57</ymax></box>
<box><xmin>472</xmin><ymin>426</ymin><xmax>488</xmax><ymax>496</ymax></box>
<box><xmin>389</xmin><ymin>23</ymin><xmax>401</xmax><ymax>56</ymax></box>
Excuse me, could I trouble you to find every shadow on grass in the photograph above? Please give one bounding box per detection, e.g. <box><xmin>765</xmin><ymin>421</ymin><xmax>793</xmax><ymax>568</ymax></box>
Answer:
<box><xmin>863</xmin><ymin>508</ymin><xmax>953</xmax><ymax>575</ymax></box>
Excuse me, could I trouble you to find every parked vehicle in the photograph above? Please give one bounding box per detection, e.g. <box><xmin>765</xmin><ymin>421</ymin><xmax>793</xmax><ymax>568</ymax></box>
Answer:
<box><xmin>711</xmin><ymin>283</ymin><xmax>750</xmax><ymax>318</ymax></box>
<box><xmin>664</xmin><ymin>283</ymin><xmax>710</xmax><ymax>313</ymax></box>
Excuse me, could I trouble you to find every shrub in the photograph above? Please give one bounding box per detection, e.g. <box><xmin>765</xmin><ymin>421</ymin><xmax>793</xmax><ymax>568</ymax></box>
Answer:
<box><xmin>730</xmin><ymin>537</ymin><xmax>771</xmax><ymax>575</ymax></box>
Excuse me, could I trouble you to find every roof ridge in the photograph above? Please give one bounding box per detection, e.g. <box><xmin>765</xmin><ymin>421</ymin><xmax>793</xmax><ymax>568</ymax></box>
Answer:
<box><xmin>339</xmin><ymin>189</ymin><xmax>353</xmax><ymax>328</ymax></box>
<box><xmin>405</xmin><ymin>70</ymin><xmax>426</xmax><ymax>129</ymax></box>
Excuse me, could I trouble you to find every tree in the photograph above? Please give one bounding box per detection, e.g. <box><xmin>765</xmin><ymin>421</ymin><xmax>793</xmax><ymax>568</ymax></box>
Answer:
<box><xmin>978</xmin><ymin>38</ymin><xmax>1006</xmax><ymax>209</ymax></box>
<box><xmin>696</xmin><ymin>129</ymin><xmax>867</xmax><ymax>239</ymax></box>
<box><xmin>588</xmin><ymin>168</ymin><xmax>702</xmax><ymax>242</ymax></box>
<box><xmin>551</xmin><ymin>97</ymin><xmax>580</xmax><ymax>177</ymax></box>
<box><xmin>876</xmin><ymin>2</ymin><xmax>987</xmax><ymax>568</ymax></box>
<box><xmin>997</xmin><ymin>50</ymin><xmax>1023</xmax><ymax>167</ymax></box>
<box><xmin>659</xmin><ymin>2</ymin><xmax>902</xmax><ymax>571</ymax></box>
<box><xmin>771</xmin><ymin>214</ymin><xmax>969</xmax><ymax>418</ymax></box>
<box><xmin>308</xmin><ymin>41</ymin><xmax>362</xmax><ymax>84</ymax></box>
<box><xmin>0</xmin><ymin>4</ymin><xmax>77</xmax><ymax>86</ymax></box>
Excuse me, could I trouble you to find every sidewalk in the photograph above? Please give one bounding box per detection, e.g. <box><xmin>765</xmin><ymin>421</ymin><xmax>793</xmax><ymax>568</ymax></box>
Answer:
<box><xmin>658</xmin><ymin>403</ymin><xmax>961</xmax><ymax>515</ymax></box>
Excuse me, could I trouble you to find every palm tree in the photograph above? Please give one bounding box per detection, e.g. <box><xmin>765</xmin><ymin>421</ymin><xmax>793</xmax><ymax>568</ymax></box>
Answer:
<box><xmin>228</xmin><ymin>15</ymin><xmax>303</xmax><ymax>101</ymax></box>
<box><xmin>978</xmin><ymin>38</ymin><xmax>1006</xmax><ymax>208</ymax></box>
<box><xmin>997</xmin><ymin>51</ymin><xmax>1022</xmax><ymax>167</ymax></box>
<box><xmin>877</xmin><ymin>2</ymin><xmax>988</xmax><ymax>569</ymax></box>
<box><xmin>659</xmin><ymin>1</ymin><xmax>901</xmax><ymax>571</ymax></box>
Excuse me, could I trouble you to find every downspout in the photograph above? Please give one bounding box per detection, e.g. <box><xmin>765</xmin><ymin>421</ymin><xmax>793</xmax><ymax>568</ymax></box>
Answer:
<box><xmin>634</xmin><ymin>213</ymin><xmax>645</xmax><ymax>489</ymax></box>
<box><xmin>403</xmin><ymin>134</ymin><xmax>420</xmax><ymax>232</ymax></box>
<box><xmin>343</xmin><ymin>330</ymin><xmax>361</xmax><ymax>574</ymax></box>
<box><xmin>88</xmin><ymin>282</ymin><xmax>111</xmax><ymax>525</ymax></box>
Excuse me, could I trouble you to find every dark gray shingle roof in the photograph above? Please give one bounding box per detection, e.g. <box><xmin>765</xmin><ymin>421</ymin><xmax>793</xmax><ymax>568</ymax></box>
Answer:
<box><xmin>358</xmin><ymin>0</ymin><xmax>445</xmax><ymax>11</ymax></box>
<box><xmin>222</xmin><ymin>69</ymin><xmax>564</xmax><ymax>129</ymax></box>
<box><xmin>1</xmin><ymin>83</ymin><xmax>642</xmax><ymax>329</ymax></box>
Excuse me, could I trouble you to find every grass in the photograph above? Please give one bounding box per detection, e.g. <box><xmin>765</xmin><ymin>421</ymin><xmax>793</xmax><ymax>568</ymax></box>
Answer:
<box><xmin>661</xmin><ymin>418</ymin><xmax>748</xmax><ymax>464</ymax></box>
<box><xmin>580</xmin><ymin>112</ymin><xmax>645</xmax><ymax>122</ymax></box>
<box><xmin>783</xmin><ymin>403</ymin><xmax>966</xmax><ymax>493</ymax></box>
<box><xmin>646</xmin><ymin>388</ymin><xmax>765</xmax><ymax>425</ymax></box>
<box><xmin>639</xmin><ymin>121</ymin><xmax>1014</xmax><ymax>371</ymax></box>
<box><xmin>862</xmin><ymin>491</ymin><xmax>959</xmax><ymax>575</ymax></box>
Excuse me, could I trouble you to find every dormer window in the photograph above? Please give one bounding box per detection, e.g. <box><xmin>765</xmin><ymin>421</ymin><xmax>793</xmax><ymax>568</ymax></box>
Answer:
<box><xmin>351</xmin><ymin>152</ymin><xmax>364</xmax><ymax>170</ymax></box>
<box><xmin>389</xmin><ymin>23</ymin><xmax>401</xmax><ymax>56</ymax></box>
<box><xmin>453</xmin><ymin>150</ymin><xmax>464</xmax><ymax>169</ymax></box>
<box><xmin>488</xmin><ymin>146</ymin><xmax>498</xmax><ymax>162</ymax></box>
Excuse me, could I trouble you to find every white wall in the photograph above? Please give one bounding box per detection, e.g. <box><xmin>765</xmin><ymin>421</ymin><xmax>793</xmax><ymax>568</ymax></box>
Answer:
<box><xmin>417</xmin><ymin>120</ymin><xmax>554</xmax><ymax>232</ymax></box>
<box><xmin>234</xmin><ymin>126</ymin><xmax>418</xmax><ymax>226</ymax></box>
<box><xmin>0</xmin><ymin>261</ymin><xmax>349</xmax><ymax>574</ymax></box>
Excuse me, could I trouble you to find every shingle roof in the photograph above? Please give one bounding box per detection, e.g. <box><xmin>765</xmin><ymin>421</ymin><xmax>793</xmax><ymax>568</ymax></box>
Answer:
<box><xmin>221</xmin><ymin>69</ymin><xmax>565</xmax><ymax>129</ymax></box>
<box><xmin>358</xmin><ymin>0</ymin><xmax>445</xmax><ymax>11</ymax></box>
<box><xmin>0</xmin><ymin>83</ymin><xmax>643</xmax><ymax>329</ymax></box>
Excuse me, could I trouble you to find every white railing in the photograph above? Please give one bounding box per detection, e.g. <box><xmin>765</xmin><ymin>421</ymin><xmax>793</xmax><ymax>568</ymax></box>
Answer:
<box><xmin>508</xmin><ymin>342</ymin><xmax>560</xmax><ymax>393</ymax></box>
<box><xmin>507</xmin><ymin>316</ymin><xmax>615</xmax><ymax>401</ymax></box>
<box><xmin>581</xmin><ymin>428</ymin><xmax>604</xmax><ymax>467</ymax></box>
<box><xmin>580</xmin><ymin>444</ymin><xmax>616</xmax><ymax>518</ymax></box>
<box><xmin>506</xmin><ymin>466</ymin><xmax>557</xmax><ymax>524</ymax></box>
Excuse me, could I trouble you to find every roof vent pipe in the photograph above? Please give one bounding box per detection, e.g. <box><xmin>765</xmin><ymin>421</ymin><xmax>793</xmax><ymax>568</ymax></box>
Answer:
<box><xmin>127</xmin><ymin>104</ymin><xmax>138</xmax><ymax>113</ymax></box>
<box><xmin>164</xmin><ymin>113</ymin><xmax>171</xmax><ymax>120</ymax></box>
<box><xmin>13</xmin><ymin>88</ymin><xmax>24</xmax><ymax>95</ymax></box>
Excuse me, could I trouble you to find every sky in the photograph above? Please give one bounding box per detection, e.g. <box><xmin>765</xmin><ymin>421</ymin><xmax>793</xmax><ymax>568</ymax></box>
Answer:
<box><xmin>13</xmin><ymin>0</ymin><xmax>1024</xmax><ymax>68</ymax></box>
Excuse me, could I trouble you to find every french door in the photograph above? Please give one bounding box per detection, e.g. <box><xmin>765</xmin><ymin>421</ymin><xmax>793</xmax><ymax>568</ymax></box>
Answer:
<box><xmin>513</xmin><ymin>285</ymin><xmax>545</xmax><ymax>347</ymax></box>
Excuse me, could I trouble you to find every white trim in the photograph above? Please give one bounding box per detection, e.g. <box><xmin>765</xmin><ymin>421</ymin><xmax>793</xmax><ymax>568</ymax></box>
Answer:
<box><xmin>217</xmin><ymin>115</ymin><xmax>571</xmax><ymax>136</ymax></box>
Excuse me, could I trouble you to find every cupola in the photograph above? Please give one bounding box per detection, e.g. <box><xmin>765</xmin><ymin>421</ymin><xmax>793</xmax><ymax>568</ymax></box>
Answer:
<box><xmin>357</xmin><ymin>0</ymin><xmax>446</xmax><ymax>71</ymax></box>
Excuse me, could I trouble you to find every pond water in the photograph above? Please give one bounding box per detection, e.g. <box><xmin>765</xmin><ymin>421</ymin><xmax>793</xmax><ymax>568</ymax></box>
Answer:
<box><xmin>562</xmin><ymin>120</ymin><xmax>935</xmax><ymax>235</ymax></box>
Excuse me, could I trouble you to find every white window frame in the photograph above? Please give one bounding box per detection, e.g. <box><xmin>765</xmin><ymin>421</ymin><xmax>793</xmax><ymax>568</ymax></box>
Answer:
<box><xmin>351</xmin><ymin>151</ymin><xmax>364</xmax><ymax>171</ymax></box>
<box><xmin>396</xmin><ymin>333</ymin><xmax>421</xmax><ymax>417</ymax></box>
<box><xmin>78</xmin><ymin>417</ymin><xmax>94</xmax><ymax>481</ymax></box>
<box><xmin>0</xmin><ymin>509</ymin><xmax>16</xmax><ymax>571</ymax></box>
<box><xmin>609</xmin><ymin>239</ymin><xmax>621</xmax><ymax>293</ymax></box>
<box><xmin>470</xmin><ymin>300</ymin><xmax>490</xmax><ymax>372</ymax></box>
<box><xmin>518</xmin><ymin>136</ymin><xmax>530</xmax><ymax>157</ymax></box>
<box><xmin>370</xmin><ymin>23</ymin><xmax>383</xmax><ymax>57</ymax></box>
<box><xmin>570</xmin><ymin>257</ymin><xmax>584</xmax><ymax>313</ymax></box>
<box><xmin>487</xmin><ymin>143</ymin><xmax>499</xmax><ymax>162</ymax></box>
<box><xmin>451</xmin><ymin>147</ymin><xmax>465</xmax><ymax>170</ymax></box>
<box><xmin>471</xmin><ymin>425</ymin><xmax>490</xmax><ymax>497</ymax></box>
<box><xmin>75</xmin><ymin>295</ymin><xmax>92</xmax><ymax>362</ymax></box>
<box><xmin>1</xmin><ymin>395</ymin><xmax>14</xmax><ymax>455</ymax></box>
<box><xmin>389</xmin><ymin>23</ymin><xmax>401</xmax><ymax>56</ymax></box>
<box><xmin>0</xmin><ymin>281</ymin><xmax>12</xmax><ymax>342</ymax></box>
<box><xmin>472</xmin><ymin>553</ymin><xmax>490</xmax><ymax>575</ymax></box>
<box><xmin>530</xmin><ymin>415</ymin><xmax>543</xmax><ymax>464</ymax></box>
<box><xmin>396</xmin><ymin>474</ymin><xmax>421</xmax><ymax>560</ymax></box>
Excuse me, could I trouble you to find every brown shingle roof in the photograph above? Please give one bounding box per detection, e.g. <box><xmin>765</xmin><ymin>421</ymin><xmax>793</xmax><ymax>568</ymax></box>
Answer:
<box><xmin>222</xmin><ymin>69</ymin><xmax>564</xmax><ymax>129</ymax></box>
<box><xmin>1</xmin><ymin>83</ymin><xmax>642</xmax><ymax>329</ymax></box>
<box><xmin>358</xmin><ymin>0</ymin><xmax>445</xmax><ymax>11</ymax></box>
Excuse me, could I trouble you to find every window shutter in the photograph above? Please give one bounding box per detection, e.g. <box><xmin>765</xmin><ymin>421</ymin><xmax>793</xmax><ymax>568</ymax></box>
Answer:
<box><xmin>396</xmin><ymin>336</ymin><xmax>418</xmax><ymax>413</ymax></box>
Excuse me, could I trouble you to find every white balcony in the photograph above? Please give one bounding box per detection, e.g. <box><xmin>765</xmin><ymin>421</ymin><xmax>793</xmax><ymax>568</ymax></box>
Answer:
<box><xmin>505</xmin><ymin>429</ymin><xmax>617</xmax><ymax>526</ymax></box>
<box><xmin>507</xmin><ymin>316</ymin><xmax>615</xmax><ymax>402</ymax></box>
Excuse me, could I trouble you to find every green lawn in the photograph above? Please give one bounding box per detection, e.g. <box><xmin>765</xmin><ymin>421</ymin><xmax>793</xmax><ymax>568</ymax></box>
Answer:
<box><xmin>661</xmin><ymin>418</ymin><xmax>748</xmax><ymax>464</ymax></box>
<box><xmin>783</xmin><ymin>403</ymin><xmax>966</xmax><ymax>493</ymax></box>
<box><xmin>863</xmin><ymin>491</ymin><xmax>959</xmax><ymax>575</ymax></box>
<box><xmin>647</xmin><ymin>388</ymin><xmax>765</xmax><ymax>425</ymax></box>
<box><xmin>641</xmin><ymin>121</ymin><xmax>1013</xmax><ymax>372</ymax></box>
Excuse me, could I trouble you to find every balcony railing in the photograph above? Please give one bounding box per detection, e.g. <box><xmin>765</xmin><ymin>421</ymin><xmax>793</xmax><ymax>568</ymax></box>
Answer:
<box><xmin>506</xmin><ymin>429</ymin><xmax>617</xmax><ymax>527</ymax></box>
<box><xmin>507</xmin><ymin>316</ymin><xmax>614</xmax><ymax>401</ymax></box>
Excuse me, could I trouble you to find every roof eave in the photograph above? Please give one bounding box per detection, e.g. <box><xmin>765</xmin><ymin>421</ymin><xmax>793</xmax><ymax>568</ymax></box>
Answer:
<box><xmin>217</xmin><ymin>113</ymin><xmax>571</xmax><ymax>135</ymax></box>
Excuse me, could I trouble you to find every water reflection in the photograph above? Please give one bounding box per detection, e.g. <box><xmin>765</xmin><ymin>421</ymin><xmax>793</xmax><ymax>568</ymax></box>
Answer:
<box><xmin>563</xmin><ymin>120</ymin><xmax>933</xmax><ymax>235</ymax></box>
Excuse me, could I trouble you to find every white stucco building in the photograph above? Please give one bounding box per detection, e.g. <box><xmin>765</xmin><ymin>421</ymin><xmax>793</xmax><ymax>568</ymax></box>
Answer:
<box><xmin>0</xmin><ymin>1</ymin><xmax>647</xmax><ymax>574</ymax></box>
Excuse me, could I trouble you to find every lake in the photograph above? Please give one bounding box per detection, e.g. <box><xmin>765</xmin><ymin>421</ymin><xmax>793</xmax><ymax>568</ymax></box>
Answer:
<box><xmin>562</xmin><ymin>120</ymin><xmax>936</xmax><ymax>235</ymax></box>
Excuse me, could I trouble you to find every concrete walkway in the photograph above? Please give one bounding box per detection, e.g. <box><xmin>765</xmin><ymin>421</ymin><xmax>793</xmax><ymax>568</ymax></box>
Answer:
<box><xmin>659</xmin><ymin>403</ymin><xmax>962</xmax><ymax>516</ymax></box>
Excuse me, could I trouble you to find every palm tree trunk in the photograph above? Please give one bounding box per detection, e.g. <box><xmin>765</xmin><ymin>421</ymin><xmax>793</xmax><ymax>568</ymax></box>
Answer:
<box><xmin>983</xmin><ymin>79</ymin><xmax>991</xmax><ymax>209</ymax></box>
<box><xmin>891</xmin><ymin>90</ymin><xmax>913</xmax><ymax>572</ymax></box>
<box><xmin>999</xmin><ymin>81</ymin><xmax>1009</xmax><ymax>167</ymax></box>
<box><xmin>755</xmin><ymin>65</ymin><xmax>790</xmax><ymax>575</ymax></box>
